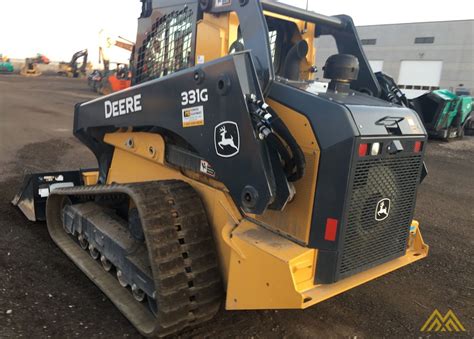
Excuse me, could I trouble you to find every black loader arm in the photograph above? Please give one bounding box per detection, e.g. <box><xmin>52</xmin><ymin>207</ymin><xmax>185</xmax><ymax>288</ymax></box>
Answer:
<box><xmin>74</xmin><ymin>52</ymin><xmax>283</xmax><ymax>215</ymax></box>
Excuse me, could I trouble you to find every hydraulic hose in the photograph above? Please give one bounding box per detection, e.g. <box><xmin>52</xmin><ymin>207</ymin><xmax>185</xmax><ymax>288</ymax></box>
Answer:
<box><xmin>266</xmin><ymin>105</ymin><xmax>306</xmax><ymax>182</ymax></box>
<box><xmin>266</xmin><ymin>132</ymin><xmax>294</xmax><ymax>176</ymax></box>
<box><xmin>247</xmin><ymin>95</ymin><xmax>306</xmax><ymax>182</ymax></box>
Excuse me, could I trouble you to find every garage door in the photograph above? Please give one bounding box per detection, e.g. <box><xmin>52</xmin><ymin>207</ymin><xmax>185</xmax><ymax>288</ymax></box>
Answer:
<box><xmin>398</xmin><ymin>60</ymin><xmax>443</xmax><ymax>99</ymax></box>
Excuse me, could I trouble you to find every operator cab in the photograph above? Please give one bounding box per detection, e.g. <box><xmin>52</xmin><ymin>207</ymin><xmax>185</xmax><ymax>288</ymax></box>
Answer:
<box><xmin>230</xmin><ymin>16</ymin><xmax>312</xmax><ymax>82</ymax></box>
<box><xmin>224</xmin><ymin>6</ymin><xmax>381</xmax><ymax>99</ymax></box>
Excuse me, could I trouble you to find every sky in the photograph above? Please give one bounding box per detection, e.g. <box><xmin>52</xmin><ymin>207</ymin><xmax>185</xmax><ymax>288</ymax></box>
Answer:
<box><xmin>1</xmin><ymin>0</ymin><xmax>472</xmax><ymax>64</ymax></box>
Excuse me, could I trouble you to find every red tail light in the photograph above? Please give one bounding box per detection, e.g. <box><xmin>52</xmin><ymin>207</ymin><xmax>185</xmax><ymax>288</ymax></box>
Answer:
<box><xmin>325</xmin><ymin>218</ymin><xmax>339</xmax><ymax>241</ymax></box>
<box><xmin>358</xmin><ymin>143</ymin><xmax>368</xmax><ymax>157</ymax></box>
<box><xmin>414</xmin><ymin>141</ymin><xmax>423</xmax><ymax>153</ymax></box>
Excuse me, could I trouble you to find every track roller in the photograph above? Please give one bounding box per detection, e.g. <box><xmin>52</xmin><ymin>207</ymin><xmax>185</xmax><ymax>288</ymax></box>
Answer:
<box><xmin>100</xmin><ymin>255</ymin><xmax>113</xmax><ymax>272</ymax></box>
<box><xmin>116</xmin><ymin>270</ymin><xmax>128</xmax><ymax>287</ymax></box>
<box><xmin>132</xmin><ymin>284</ymin><xmax>145</xmax><ymax>302</ymax></box>
<box><xmin>78</xmin><ymin>234</ymin><xmax>88</xmax><ymax>250</ymax></box>
<box><xmin>88</xmin><ymin>245</ymin><xmax>100</xmax><ymax>260</ymax></box>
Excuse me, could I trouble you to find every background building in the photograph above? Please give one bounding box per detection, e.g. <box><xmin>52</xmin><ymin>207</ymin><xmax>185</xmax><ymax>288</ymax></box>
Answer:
<box><xmin>315</xmin><ymin>20</ymin><xmax>474</xmax><ymax>98</ymax></box>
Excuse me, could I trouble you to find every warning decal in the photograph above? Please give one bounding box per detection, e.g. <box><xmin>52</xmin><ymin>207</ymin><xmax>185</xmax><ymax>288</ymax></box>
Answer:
<box><xmin>182</xmin><ymin>106</ymin><xmax>204</xmax><ymax>128</ymax></box>
<box><xmin>200</xmin><ymin>160</ymin><xmax>216</xmax><ymax>177</ymax></box>
<box><xmin>215</xmin><ymin>0</ymin><xmax>231</xmax><ymax>7</ymax></box>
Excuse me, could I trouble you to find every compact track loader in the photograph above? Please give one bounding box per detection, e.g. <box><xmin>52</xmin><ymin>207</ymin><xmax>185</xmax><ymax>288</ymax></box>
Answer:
<box><xmin>13</xmin><ymin>0</ymin><xmax>429</xmax><ymax>336</ymax></box>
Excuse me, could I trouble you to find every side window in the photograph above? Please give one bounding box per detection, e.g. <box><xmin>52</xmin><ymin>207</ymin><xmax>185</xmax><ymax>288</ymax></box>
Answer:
<box><xmin>135</xmin><ymin>7</ymin><xmax>194</xmax><ymax>84</ymax></box>
<box><xmin>268</xmin><ymin>30</ymin><xmax>278</xmax><ymax>64</ymax></box>
<box><xmin>266</xmin><ymin>17</ymin><xmax>285</xmax><ymax>73</ymax></box>
<box><xmin>229</xmin><ymin>21</ymin><xmax>281</xmax><ymax>71</ymax></box>
<box><xmin>265</xmin><ymin>17</ymin><xmax>303</xmax><ymax>78</ymax></box>
<box><xmin>314</xmin><ymin>35</ymin><xmax>338</xmax><ymax>81</ymax></box>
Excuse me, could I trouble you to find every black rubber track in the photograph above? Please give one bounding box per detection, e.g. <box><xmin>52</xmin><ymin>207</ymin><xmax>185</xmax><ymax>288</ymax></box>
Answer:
<box><xmin>46</xmin><ymin>180</ymin><xmax>223</xmax><ymax>337</ymax></box>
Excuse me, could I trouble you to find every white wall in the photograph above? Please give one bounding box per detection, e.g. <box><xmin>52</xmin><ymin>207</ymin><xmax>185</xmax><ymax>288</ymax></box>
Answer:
<box><xmin>369</xmin><ymin>60</ymin><xmax>384</xmax><ymax>72</ymax></box>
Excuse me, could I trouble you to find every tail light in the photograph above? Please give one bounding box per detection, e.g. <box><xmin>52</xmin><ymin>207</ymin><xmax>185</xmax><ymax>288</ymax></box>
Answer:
<box><xmin>414</xmin><ymin>141</ymin><xmax>423</xmax><ymax>153</ymax></box>
<box><xmin>324</xmin><ymin>218</ymin><xmax>339</xmax><ymax>241</ymax></box>
<box><xmin>358</xmin><ymin>144</ymin><xmax>368</xmax><ymax>157</ymax></box>
<box><xmin>359</xmin><ymin>143</ymin><xmax>382</xmax><ymax>157</ymax></box>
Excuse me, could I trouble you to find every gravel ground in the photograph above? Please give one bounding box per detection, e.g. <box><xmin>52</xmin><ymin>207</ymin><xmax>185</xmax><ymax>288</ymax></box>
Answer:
<box><xmin>0</xmin><ymin>75</ymin><xmax>472</xmax><ymax>338</ymax></box>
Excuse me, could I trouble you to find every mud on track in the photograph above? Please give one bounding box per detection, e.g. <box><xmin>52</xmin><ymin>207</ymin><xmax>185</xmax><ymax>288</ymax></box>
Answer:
<box><xmin>0</xmin><ymin>75</ymin><xmax>472</xmax><ymax>337</ymax></box>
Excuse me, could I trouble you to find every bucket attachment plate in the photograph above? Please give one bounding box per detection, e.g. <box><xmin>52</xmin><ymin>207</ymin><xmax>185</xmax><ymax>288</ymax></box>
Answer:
<box><xmin>12</xmin><ymin>170</ymin><xmax>89</xmax><ymax>221</ymax></box>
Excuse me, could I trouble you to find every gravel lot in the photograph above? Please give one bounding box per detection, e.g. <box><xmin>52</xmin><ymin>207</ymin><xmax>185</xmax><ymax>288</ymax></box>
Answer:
<box><xmin>0</xmin><ymin>75</ymin><xmax>472</xmax><ymax>337</ymax></box>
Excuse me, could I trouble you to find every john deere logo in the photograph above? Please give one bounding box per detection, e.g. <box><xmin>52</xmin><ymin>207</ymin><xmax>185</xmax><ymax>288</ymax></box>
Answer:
<box><xmin>421</xmin><ymin>309</ymin><xmax>466</xmax><ymax>332</ymax></box>
<box><xmin>214</xmin><ymin>121</ymin><xmax>240</xmax><ymax>158</ymax></box>
<box><xmin>375</xmin><ymin>198</ymin><xmax>390</xmax><ymax>221</ymax></box>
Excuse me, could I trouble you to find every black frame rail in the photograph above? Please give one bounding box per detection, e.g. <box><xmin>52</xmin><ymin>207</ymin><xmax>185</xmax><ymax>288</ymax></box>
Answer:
<box><xmin>261</xmin><ymin>0</ymin><xmax>344</xmax><ymax>28</ymax></box>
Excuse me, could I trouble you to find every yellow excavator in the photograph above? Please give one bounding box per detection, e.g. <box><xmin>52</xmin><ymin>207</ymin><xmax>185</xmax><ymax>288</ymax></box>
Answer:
<box><xmin>20</xmin><ymin>53</ymin><xmax>50</xmax><ymax>76</ymax></box>
<box><xmin>58</xmin><ymin>49</ymin><xmax>91</xmax><ymax>78</ymax></box>
<box><xmin>13</xmin><ymin>0</ymin><xmax>429</xmax><ymax>337</ymax></box>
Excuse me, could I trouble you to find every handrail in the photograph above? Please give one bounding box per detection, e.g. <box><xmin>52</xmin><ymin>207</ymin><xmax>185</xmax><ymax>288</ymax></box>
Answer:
<box><xmin>261</xmin><ymin>0</ymin><xmax>345</xmax><ymax>29</ymax></box>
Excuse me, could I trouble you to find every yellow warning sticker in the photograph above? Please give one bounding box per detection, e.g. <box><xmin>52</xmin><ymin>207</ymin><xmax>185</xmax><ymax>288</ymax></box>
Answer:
<box><xmin>182</xmin><ymin>106</ymin><xmax>204</xmax><ymax>128</ymax></box>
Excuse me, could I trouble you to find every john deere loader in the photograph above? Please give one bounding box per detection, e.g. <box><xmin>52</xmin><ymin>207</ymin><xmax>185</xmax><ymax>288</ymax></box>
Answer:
<box><xmin>13</xmin><ymin>0</ymin><xmax>429</xmax><ymax>336</ymax></box>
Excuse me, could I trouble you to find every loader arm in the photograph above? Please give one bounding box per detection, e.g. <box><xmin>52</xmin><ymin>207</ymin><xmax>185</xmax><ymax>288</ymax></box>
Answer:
<box><xmin>75</xmin><ymin>52</ymin><xmax>285</xmax><ymax>214</ymax></box>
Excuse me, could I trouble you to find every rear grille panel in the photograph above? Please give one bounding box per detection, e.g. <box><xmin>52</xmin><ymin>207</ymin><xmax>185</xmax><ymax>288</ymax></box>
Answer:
<box><xmin>339</xmin><ymin>151</ymin><xmax>423</xmax><ymax>278</ymax></box>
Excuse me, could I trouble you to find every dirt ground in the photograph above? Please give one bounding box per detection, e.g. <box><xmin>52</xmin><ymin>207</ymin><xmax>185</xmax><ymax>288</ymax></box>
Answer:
<box><xmin>0</xmin><ymin>75</ymin><xmax>472</xmax><ymax>338</ymax></box>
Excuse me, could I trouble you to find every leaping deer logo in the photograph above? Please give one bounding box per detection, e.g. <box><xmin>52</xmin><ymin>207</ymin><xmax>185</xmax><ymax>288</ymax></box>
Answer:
<box><xmin>218</xmin><ymin>126</ymin><xmax>238</xmax><ymax>151</ymax></box>
<box><xmin>377</xmin><ymin>202</ymin><xmax>388</xmax><ymax>217</ymax></box>
<box><xmin>214</xmin><ymin>122</ymin><xmax>240</xmax><ymax>158</ymax></box>
<box><xmin>375</xmin><ymin>198</ymin><xmax>390</xmax><ymax>221</ymax></box>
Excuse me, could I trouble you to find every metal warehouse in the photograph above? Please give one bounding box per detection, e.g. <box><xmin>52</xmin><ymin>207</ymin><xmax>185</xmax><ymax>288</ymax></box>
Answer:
<box><xmin>315</xmin><ymin>19</ymin><xmax>474</xmax><ymax>98</ymax></box>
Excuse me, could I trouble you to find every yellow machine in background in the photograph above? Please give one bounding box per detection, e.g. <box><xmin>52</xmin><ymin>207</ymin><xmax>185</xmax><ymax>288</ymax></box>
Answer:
<box><xmin>58</xmin><ymin>49</ymin><xmax>92</xmax><ymax>78</ymax></box>
<box><xmin>20</xmin><ymin>53</ymin><xmax>50</xmax><ymax>77</ymax></box>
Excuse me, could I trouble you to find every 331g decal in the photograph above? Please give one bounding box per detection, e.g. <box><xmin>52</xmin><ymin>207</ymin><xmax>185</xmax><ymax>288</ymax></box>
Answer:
<box><xmin>181</xmin><ymin>88</ymin><xmax>208</xmax><ymax>106</ymax></box>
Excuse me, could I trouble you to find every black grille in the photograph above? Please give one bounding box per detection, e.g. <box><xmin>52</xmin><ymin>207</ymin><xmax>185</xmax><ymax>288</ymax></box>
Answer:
<box><xmin>135</xmin><ymin>7</ymin><xmax>194</xmax><ymax>84</ymax></box>
<box><xmin>339</xmin><ymin>154</ymin><xmax>423</xmax><ymax>278</ymax></box>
